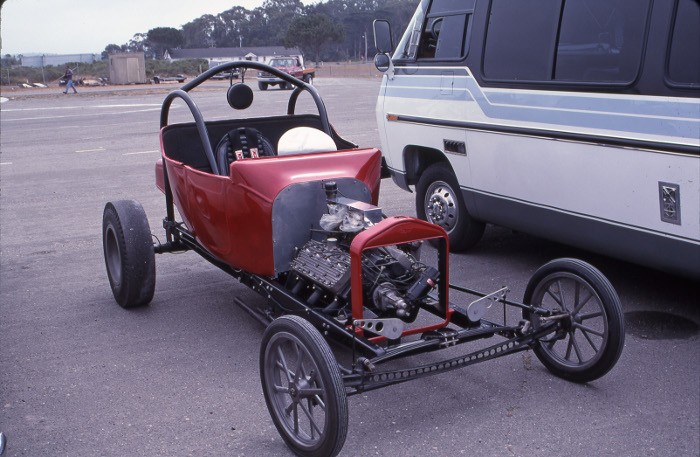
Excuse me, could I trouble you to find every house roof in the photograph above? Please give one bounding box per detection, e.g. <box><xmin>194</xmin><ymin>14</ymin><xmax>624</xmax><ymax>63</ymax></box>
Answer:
<box><xmin>167</xmin><ymin>46</ymin><xmax>300</xmax><ymax>60</ymax></box>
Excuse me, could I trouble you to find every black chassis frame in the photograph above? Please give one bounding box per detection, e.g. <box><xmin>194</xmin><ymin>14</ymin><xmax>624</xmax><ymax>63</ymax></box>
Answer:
<box><xmin>154</xmin><ymin>60</ymin><xmax>560</xmax><ymax>396</ymax></box>
<box><xmin>156</xmin><ymin>219</ymin><xmax>559</xmax><ymax>397</ymax></box>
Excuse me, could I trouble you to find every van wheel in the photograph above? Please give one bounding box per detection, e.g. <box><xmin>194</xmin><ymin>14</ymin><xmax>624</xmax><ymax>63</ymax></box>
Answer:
<box><xmin>416</xmin><ymin>163</ymin><xmax>485</xmax><ymax>251</ymax></box>
<box><xmin>258</xmin><ymin>82</ymin><xmax>268</xmax><ymax>91</ymax></box>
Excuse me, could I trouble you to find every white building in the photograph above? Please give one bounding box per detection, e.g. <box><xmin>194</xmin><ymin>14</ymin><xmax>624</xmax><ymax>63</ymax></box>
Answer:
<box><xmin>21</xmin><ymin>54</ymin><xmax>100</xmax><ymax>68</ymax></box>
<box><xmin>164</xmin><ymin>46</ymin><xmax>303</xmax><ymax>67</ymax></box>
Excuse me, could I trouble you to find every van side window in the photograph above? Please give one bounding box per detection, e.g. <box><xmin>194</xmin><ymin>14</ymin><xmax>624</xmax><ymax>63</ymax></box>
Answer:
<box><xmin>483</xmin><ymin>0</ymin><xmax>561</xmax><ymax>80</ymax></box>
<box><xmin>555</xmin><ymin>0</ymin><xmax>650</xmax><ymax>82</ymax></box>
<box><xmin>417</xmin><ymin>0</ymin><xmax>474</xmax><ymax>60</ymax></box>
<box><xmin>484</xmin><ymin>0</ymin><xmax>651</xmax><ymax>84</ymax></box>
<box><xmin>667</xmin><ymin>0</ymin><xmax>700</xmax><ymax>86</ymax></box>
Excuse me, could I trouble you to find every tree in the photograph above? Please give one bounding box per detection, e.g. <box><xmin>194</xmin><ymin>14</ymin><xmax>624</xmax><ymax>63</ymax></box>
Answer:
<box><xmin>182</xmin><ymin>15</ymin><xmax>218</xmax><ymax>48</ymax></box>
<box><xmin>1</xmin><ymin>54</ymin><xmax>19</xmax><ymax>66</ymax></box>
<box><xmin>284</xmin><ymin>14</ymin><xmax>345</xmax><ymax>64</ymax></box>
<box><xmin>146</xmin><ymin>27</ymin><xmax>185</xmax><ymax>59</ymax></box>
<box><xmin>104</xmin><ymin>0</ymin><xmax>418</xmax><ymax>62</ymax></box>
<box><xmin>263</xmin><ymin>0</ymin><xmax>305</xmax><ymax>45</ymax></box>
<box><xmin>126</xmin><ymin>33</ymin><xmax>148</xmax><ymax>55</ymax></box>
<box><xmin>101</xmin><ymin>44</ymin><xmax>126</xmax><ymax>60</ymax></box>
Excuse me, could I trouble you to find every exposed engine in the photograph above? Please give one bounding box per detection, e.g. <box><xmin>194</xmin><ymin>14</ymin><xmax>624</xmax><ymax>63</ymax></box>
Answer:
<box><xmin>285</xmin><ymin>182</ymin><xmax>439</xmax><ymax>327</ymax></box>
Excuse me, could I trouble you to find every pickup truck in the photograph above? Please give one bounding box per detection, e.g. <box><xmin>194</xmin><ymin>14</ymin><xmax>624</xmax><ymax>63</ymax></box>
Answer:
<box><xmin>257</xmin><ymin>57</ymin><xmax>315</xmax><ymax>90</ymax></box>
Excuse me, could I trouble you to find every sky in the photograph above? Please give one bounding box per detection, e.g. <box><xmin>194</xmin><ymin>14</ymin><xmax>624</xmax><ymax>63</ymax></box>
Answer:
<box><xmin>0</xmin><ymin>0</ymin><xmax>266</xmax><ymax>56</ymax></box>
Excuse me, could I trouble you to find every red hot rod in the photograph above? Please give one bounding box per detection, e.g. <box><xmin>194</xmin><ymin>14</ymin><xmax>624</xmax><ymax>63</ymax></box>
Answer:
<box><xmin>102</xmin><ymin>61</ymin><xmax>625</xmax><ymax>457</ymax></box>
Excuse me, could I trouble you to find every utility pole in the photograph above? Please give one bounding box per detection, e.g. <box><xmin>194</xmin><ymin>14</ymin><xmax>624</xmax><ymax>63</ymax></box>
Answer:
<box><xmin>364</xmin><ymin>29</ymin><xmax>368</xmax><ymax>63</ymax></box>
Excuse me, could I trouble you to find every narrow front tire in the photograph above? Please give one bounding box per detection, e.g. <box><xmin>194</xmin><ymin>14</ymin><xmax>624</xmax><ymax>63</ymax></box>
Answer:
<box><xmin>260</xmin><ymin>316</ymin><xmax>348</xmax><ymax>457</ymax></box>
<box><xmin>523</xmin><ymin>258</ymin><xmax>625</xmax><ymax>383</ymax></box>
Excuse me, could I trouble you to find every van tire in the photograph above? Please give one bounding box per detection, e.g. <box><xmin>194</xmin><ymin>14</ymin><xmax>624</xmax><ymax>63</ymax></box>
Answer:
<box><xmin>416</xmin><ymin>163</ymin><xmax>485</xmax><ymax>251</ymax></box>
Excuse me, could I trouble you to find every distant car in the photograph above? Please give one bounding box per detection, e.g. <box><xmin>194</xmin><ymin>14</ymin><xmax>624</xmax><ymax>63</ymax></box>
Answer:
<box><xmin>153</xmin><ymin>74</ymin><xmax>186</xmax><ymax>84</ymax></box>
<box><xmin>210</xmin><ymin>69</ymin><xmax>240</xmax><ymax>80</ymax></box>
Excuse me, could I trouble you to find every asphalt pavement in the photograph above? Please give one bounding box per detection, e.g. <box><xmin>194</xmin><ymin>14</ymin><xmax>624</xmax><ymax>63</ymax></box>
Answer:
<box><xmin>1</xmin><ymin>78</ymin><xmax>698</xmax><ymax>457</ymax></box>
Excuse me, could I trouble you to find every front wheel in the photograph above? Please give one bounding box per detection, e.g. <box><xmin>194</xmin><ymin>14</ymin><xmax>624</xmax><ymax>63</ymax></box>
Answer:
<box><xmin>258</xmin><ymin>81</ymin><xmax>268</xmax><ymax>91</ymax></box>
<box><xmin>523</xmin><ymin>258</ymin><xmax>625</xmax><ymax>383</ymax></box>
<box><xmin>416</xmin><ymin>163</ymin><xmax>485</xmax><ymax>251</ymax></box>
<box><xmin>260</xmin><ymin>316</ymin><xmax>348</xmax><ymax>457</ymax></box>
<box><xmin>102</xmin><ymin>200</ymin><xmax>156</xmax><ymax>308</ymax></box>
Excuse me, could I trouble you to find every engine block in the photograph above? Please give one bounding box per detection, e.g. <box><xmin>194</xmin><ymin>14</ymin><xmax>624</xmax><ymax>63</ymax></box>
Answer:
<box><xmin>290</xmin><ymin>240</ymin><xmax>351</xmax><ymax>295</ymax></box>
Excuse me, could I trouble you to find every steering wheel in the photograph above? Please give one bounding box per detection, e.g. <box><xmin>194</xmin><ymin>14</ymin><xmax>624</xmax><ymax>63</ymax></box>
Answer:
<box><xmin>159</xmin><ymin>61</ymin><xmax>332</xmax><ymax>175</ymax></box>
<box><xmin>430</xmin><ymin>17</ymin><xmax>443</xmax><ymax>41</ymax></box>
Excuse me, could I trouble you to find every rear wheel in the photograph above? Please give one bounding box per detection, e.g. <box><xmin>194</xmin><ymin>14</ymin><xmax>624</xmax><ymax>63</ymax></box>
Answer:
<box><xmin>102</xmin><ymin>200</ymin><xmax>155</xmax><ymax>308</ymax></box>
<box><xmin>260</xmin><ymin>316</ymin><xmax>348</xmax><ymax>457</ymax></box>
<box><xmin>258</xmin><ymin>81</ymin><xmax>268</xmax><ymax>91</ymax></box>
<box><xmin>523</xmin><ymin>258</ymin><xmax>625</xmax><ymax>383</ymax></box>
<box><xmin>416</xmin><ymin>163</ymin><xmax>484</xmax><ymax>251</ymax></box>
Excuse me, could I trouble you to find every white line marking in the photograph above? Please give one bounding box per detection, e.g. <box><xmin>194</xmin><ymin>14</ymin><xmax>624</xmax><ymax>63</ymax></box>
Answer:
<box><xmin>0</xmin><ymin>162</ymin><xmax>12</xmax><ymax>165</ymax></box>
<box><xmin>76</xmin><ymin>148</ymin><xmax>106</xmax><ymax>152</ymax></box>
<box><xmin>1</xmin><ymin>103</ymin><xmax>162</xmax><ymax>112</ymax></box>
<box><xmin>123</xmin><ymin>150</ymin><xmax>158</xmax><ymax>155</ymax></box>
<box><xmin>1</xmin><ymin>107</ymin><xmax>162</xmax><ymax>122</ymax></box>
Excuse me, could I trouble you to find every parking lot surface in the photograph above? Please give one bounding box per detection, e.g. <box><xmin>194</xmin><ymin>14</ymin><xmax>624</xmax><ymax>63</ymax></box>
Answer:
<box><xmin>1</xmin><ymin>78</ymin><xmax>698</xmax><ymax>457</ymax></box>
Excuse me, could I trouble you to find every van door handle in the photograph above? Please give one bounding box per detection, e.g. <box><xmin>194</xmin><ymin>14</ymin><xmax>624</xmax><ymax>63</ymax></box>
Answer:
<box><xmin>440</xmin><ymin>71</ymin><xmax>454</xmax><ymax>95</ymax></box>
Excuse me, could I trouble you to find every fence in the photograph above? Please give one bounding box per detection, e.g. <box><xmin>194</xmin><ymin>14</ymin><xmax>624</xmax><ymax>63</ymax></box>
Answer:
<box><xmin>314</xmin><ymin>62</ymin><xmax>384</xmax><ymax>78</ymax></box>
<box><xmin>0</xmin><ymin>60</ymin><xmax>385</xmax><ymax>87</ymax></box>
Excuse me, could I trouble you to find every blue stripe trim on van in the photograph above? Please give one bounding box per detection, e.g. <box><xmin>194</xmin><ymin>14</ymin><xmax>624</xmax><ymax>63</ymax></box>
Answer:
<box><xmin>387</xmin><ymin>114</ymin><xmax>700</xmax><ymax>156</ymax></box>
<box><xmin>385</xmin><ymin>67</ymin><xmax>700</xmax><ymax>141</ymax></box>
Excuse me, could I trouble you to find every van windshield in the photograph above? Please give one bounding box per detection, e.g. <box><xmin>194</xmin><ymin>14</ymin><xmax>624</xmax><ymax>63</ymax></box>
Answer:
<box><xmin>393</xmin><ymin>4</ymin><xmax>426</xmax><ymax>60</ymax></box>
<box><xmin>270</xmin><ymin>59</ymin><xmax>296</xmax><ymax>67</ymax></box>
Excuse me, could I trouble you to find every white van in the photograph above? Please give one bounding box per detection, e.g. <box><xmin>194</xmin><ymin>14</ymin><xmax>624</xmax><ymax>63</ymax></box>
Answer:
<box><xmin>373</xmin><ymin>0</ymin><xmax>700</xmax><ymax>278</ymax></box>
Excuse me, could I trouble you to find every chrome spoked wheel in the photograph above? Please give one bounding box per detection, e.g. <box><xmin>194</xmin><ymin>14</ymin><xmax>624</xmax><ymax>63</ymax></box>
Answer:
<box><xmin>524</xmin><ymin>258</ymin><xmax>625</xmax><ymax>383</ymax></box>
<box><xmin>261</xmin><ymin>316</ymin><xmax>347</xmax><ymax>457</ymax></box>
<box><xmin>531</xmin><ymin>272</ymin><xmax>608</xmax><ymax>367</ymax></box>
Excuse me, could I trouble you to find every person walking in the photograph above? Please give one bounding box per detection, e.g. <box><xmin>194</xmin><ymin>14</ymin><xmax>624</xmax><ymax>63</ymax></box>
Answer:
<box><xmin>62</xmin><ymin>66</ymin><xmax>77</xmax><ymax>94</ymax></box>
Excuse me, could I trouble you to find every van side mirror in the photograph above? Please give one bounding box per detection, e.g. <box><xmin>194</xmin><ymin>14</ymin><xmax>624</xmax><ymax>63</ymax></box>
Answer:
<box><xmin>373</xmin><ymin>20</ymin><xmax>393</xmax><ymax>54</ymax></box>
<box><xmin>374</xmin><ymin>54</ymin><xmax>391</xmax><ymax>72</ymax></box>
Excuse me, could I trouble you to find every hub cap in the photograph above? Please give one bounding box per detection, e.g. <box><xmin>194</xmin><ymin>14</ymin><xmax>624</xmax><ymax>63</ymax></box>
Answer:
<box><xmin>425</xmin><ymin>181</ymin><xmax>458</xmax><ymax>232</ymax></box>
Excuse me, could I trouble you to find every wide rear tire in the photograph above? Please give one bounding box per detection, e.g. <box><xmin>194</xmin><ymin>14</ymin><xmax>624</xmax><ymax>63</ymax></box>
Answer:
<box><xmin>102</xmin><ymin>200</ymin><xmax>155</xmax><ymax>308</ymax></box>
<box><xmin>523</xmin><ymin>258</ymin><xmax>625</xmax><ymax>383</ymax></box>
<box><xmin>260</xmin><ymin>316</ymin><xmax>348</xmax><ymax>457</ymax></box>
